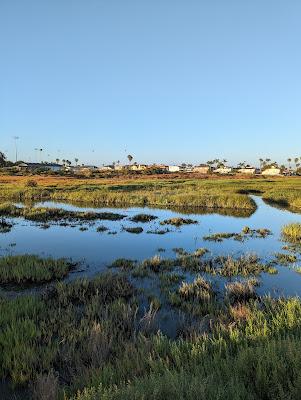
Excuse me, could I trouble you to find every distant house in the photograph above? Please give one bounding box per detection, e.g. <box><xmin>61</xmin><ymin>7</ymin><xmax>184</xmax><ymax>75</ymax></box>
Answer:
<box><xmin>152</xmin><ymin>164</ymin><xmax>168</xmax><ymax>172</ymax></box>
<box><xmin>113</xmin><ymin>164</ymin><xmax>124</xmax><ymax>171</ymax></box>
<box><xmin>98</xmin><ymin>165</ymin><xmax>114</xmax><ymax>171</ymax></box>
<box><xmin>214</xmin><ymin>167</ymin><xmax>232</xmax><ymax>174</ymax></box>
<box><xmin>261</xmin><ymin>167</ymin><xmax>282</xmax><ymax>176</ymax></box>
<box><xmin>193</xmin><ymin>165</ymin><xmax>210</xmax><ymax>174</ymax></box>
<box><xmin>179</xmin><ymin>164</ymin><xmax>194</xmax><ymax>173</ymax></box>
<box><xmin>238</xmin><ymin>167</ymin><xmax>256</xmax><ymax>175</ymax></box>
<box><xmin>18</xmin><ymin>163</ymin><xmax>62</xmax><ymax>172</ymax></box>
<box><xmin>129</xmin><ymin>164</ymin><xmax>147</xmax><ymax>171</ymax></box>
<box><xmin>168</xmin><ymin>165</ymin><xmax>180</xmax><ymax>173</ymax></box>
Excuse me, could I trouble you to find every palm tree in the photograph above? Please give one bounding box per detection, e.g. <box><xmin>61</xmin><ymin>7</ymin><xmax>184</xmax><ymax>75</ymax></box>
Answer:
<box><xmin>75</xmin><ymin>158</ymin><xmax>79</xmax><ymax>166</ymax></box>
<box><xmin>294</xmin><ymin>157</ymin><xmax>299</xmax><ymax>169</ymax></box>
<box><xmin>56</xmin><ymin>158</ymin><xmax>60</xmax><ymax>164</ymax></box>
<box><xmin>127</xmin><ymin>154</ymin><xmax>133</xmax><ymax>164</ymax></box>
<box><xmin>287</xmin><ymin>158</ymin><xmax>292</xmax><ymax>169</ymax></box>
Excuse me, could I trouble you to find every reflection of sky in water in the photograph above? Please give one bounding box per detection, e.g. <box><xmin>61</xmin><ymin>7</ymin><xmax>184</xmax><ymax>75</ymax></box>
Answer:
<box><xmin>1</xmin><ymin>196</ymin><xmax>301</xmax><ymax>297</ymax></box>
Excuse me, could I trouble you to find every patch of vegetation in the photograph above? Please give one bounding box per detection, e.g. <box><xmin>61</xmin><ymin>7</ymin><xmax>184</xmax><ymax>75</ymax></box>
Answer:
<box><xmin>1</xmin><ymin>176</ymin><xmax>301</xmax><ymax>214</ymax></box>
<box><xmin>0</xmin><ymin>217</ymin><xmax>12</xmax><ymax>233</ymax></box>
<box><xmin>96</xmin><ymin>225</ymin><xmax>108</xmax><ymax>232</ymax></box>
<box><xmin>204</xmin><ymin>227</ymin><xmax>272</xmax><ymax>242</ymax></box>
<box><xmin>160</xmin><ymin>217</ymin><xmax>198</xmax><ymax>227</ymax></box>
<box><xmin>0</xmin><ymin>273</ymin><xmax>135</xmax><ymax>394</ymax></box>
<box><xmin>0</xmin><ymin>255</ymin><xmax>74</xmax><ymax>283</ymax></box>
<box><xmin>110</xmin><ymin>259</ymin><xmax>137</xmax><ymax>270</ymax></box>
<box><xmin>226</xmin><ymin>279</ymin><xmax>258</xmax><ymax>304</ymax></box>
<box><xmin>25</xmin><ymin>179</ymin><xmax>38</xmax><ymax>187</ymax></box>
<box><xmin>208</xmin><ymin>254</ymin><xmax>272</xmax><ymax>277</ymax></box>
<box><xmin>204</xmin><ymin>232</ymin><xmax>238</xmax><ymax>242</ymax></box>
<box><xmin>275</xmin><ymin>252</ymin><xmax>297</xmax><ymax>265</ymax></box>
<box><xmin>0</xmin><ymin>203</ymin><xmax>126</xmax><ymax>222</ymax></box>
<box><xmin>146</xmin><ymin>228</ymin><xmax>170</xmax><ymax>234</ymax></box>
<box><xmin>178</xmin><ymin>276</ymin><xmax>213</xmax><ymax>302</ymax></box>
<box><xmin>282</xmin><ymin>223</ymin><xmax>301</xmax><ymax>243</ymax></box>
<box><xmin>130</xmin><ymin>213</ymin><xmax>158</xmax><ymax>223</ymax></box>
<box><xmin>141</xmin><ymin>255</ymin><xmax>175</xmax><ymax>273</ymax></box>
<box><xmin>123</xmin><ymin>226</ymin><xmax>143</xmax><ymax>234</ymax></box>
<box><xmin>159</xmin><ymin>272</ymin><xmax>185</xmax><ymax>290</ymax></box>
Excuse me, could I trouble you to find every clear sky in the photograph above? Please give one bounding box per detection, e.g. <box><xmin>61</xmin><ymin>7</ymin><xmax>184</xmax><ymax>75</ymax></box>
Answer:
<box><xmin>1</xmin><ymin>0</ymin><xmax>301</xmax><ymax>166</ymax></box>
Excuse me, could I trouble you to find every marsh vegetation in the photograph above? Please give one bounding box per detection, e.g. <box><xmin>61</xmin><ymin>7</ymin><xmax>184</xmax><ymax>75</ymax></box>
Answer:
<box><xmin>0</xmin><ymin>176</ymin><xmax>301</xmax><ymax>399</ymax></box>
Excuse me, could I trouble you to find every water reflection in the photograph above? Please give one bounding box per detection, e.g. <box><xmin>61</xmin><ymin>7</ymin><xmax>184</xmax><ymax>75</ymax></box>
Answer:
<box><xmin>0</xmin><ymin>196</ymin><xmax>301</xmax><ymax>297</ymax></box>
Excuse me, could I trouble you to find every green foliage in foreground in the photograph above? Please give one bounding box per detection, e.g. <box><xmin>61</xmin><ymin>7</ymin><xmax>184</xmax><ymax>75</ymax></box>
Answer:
<box><xmin>2</xmin><ymin>270</ymin><xmax>301</xmax><ymax>399</ymax></box>
<box><xmin>0</xmin><ymin>255</ymin><xmax>73</xmax><ymax>283</ymax></box>
<box><xmin>70</xmin><ymin>295</ymin><xmax>301</xmax><ymax>400</ymax></box>
<box><xmin>0</xmin><ymin>273</ymin><xmax>135</xmax><ymax>390</ymax></box>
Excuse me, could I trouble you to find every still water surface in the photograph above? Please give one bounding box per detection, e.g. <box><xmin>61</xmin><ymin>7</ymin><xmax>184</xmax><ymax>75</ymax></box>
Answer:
<box><xmin>1</xmin><ymin>196</ymin><xmax>301</xmax><ymax>296</ymax></box>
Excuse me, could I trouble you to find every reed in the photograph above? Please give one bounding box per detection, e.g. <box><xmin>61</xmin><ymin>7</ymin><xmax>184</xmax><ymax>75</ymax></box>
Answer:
<box><xmin>282</xmin><ymin>223</ymin><xmax>301</xmax><ymax>242</ymax></box>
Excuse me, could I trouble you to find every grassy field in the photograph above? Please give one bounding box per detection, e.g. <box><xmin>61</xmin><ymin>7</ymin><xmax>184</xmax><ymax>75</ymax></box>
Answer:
<box><xmin>0</xmin><ymin>175</ymin><xmax>301</xmax><ymax>211</ymax></box>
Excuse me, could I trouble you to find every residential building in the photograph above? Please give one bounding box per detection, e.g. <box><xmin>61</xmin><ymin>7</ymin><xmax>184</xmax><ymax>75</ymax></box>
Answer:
<box><xmin>18</xmin><ymin>163</ymin><xmax>62</xmax><ymax>172</ymax></box>
<box><xmin>238</xmin><ymin>167</ymin><xmax>256</xmax><ymax>175</ymax></box>
<box><xmin>214</xmin><ymin>166</ymin><xmax>232</xmax><ymax>174</ymax></box>
<box><xmin>261</xmin><ymin>167</ymin><xmax>282</xmax><ymax>176</ymax></box>
<box><xmin>129</xmin><ymin>164</ymin><xmax>147</xmax><ymax>171</ymax></box>
<box><xmin>193</xmin><ymin>165</ymin><xmax>210</xmax><ymax>174</ymax></box>
<box><xmin>168</xmin><ymin>165</ymin><xmax>180</xmax><ymax>172</ymax></box>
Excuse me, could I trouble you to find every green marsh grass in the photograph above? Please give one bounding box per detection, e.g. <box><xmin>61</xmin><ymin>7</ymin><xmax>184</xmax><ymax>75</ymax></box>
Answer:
<box><xmin>2</xmin><ymin>177</ymin><xmax>301</xmax><ymax>213</ymax></box>
<box><xmin>0</xmin><ymin>255</ymin><xmax>73</xmax><ymax>283</ymax></box>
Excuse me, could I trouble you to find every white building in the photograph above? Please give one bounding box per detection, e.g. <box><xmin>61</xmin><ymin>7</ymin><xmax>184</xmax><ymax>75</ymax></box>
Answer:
<box><xmin>238</xmin><ymin>167</ymin><xmax>256</xmax><ymax>175</ymax></box>
<box><xmin>261</xmin><ymin>167</ymin><xmax>282</xmax><ymax>176</ymax></box>
<box><xmin>168</xmin><ymin>165</ymin><xmax>180</xmax><ymax>172</ymax></box>
<box><xmin>214</xmin><ymin>167</ymin><xmax>232</xmax><ymax>174</ymax></box>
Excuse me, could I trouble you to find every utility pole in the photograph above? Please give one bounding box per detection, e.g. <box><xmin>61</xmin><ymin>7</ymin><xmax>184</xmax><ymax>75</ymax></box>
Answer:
<box><xmin>13</xmin><ymin>136</ymin><xmax>19</xmax><ymax>163</ymax></box>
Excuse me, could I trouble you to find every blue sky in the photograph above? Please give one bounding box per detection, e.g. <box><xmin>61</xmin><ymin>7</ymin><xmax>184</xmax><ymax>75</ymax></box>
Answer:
<box><xmin>1</xmin><ymin>0</ymin><xmax>301</xmax><ymax>166</ymax></box>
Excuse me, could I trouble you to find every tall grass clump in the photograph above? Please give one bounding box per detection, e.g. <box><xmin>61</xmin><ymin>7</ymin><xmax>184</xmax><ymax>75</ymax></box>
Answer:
<box><xmin>282</xmin><ymin>223</ymin><xmax>301</xmax><ymax>243</ymax></box>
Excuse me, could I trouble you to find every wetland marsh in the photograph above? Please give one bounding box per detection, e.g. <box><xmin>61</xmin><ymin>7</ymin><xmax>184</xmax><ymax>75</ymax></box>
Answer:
<box><xmin>1</xmin><ymin>176</ymin><xmax>301</xmax><ymax>399</ymax></box>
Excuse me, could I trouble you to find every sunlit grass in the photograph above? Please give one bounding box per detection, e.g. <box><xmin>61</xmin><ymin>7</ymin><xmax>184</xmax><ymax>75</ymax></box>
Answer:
<box><xmin>282</xmin><ymin>223</ymin><xmax>301</xmax><ymax>242</ymax></box>
<box><xmin>0</xmin><ymin>254</ymin><xmax>73</xmax><ymax>283</ymax></box>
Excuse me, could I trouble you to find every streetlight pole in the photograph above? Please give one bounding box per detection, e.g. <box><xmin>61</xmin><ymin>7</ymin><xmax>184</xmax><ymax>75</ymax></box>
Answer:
<box><xmin>13</xmin><ymin>136</ymin><xmax>19</xmax><ymax>163</ymax></box>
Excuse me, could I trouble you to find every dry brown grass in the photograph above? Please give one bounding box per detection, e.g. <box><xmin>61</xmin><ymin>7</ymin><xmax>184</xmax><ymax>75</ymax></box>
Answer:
<box><xmin>0</xmin><ymin>172</ymin><xmax>276</xmax><ymax>187</ymax></box>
